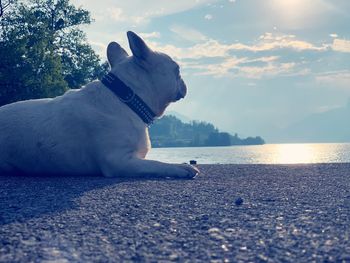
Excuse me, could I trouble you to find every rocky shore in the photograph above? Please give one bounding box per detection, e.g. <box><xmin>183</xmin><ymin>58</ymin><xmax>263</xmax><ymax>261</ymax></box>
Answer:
<box><xmin>1</xmin><ymin>163</ymin><xmax>350</xmax><ymax>262</ymax></box>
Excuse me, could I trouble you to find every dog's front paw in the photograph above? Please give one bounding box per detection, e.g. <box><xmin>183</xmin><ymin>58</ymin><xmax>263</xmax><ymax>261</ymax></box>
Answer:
<box><xmin>174</xmin><ymin>164</ymin><xmax>200</xmax><ymax>179</ymax></box>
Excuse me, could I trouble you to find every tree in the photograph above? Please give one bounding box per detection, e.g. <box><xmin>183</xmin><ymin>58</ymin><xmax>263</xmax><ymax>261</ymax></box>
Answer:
<box><xmin>0</xmin><ymin>0</ymin><xmax>107</xmax><ymax>106</ymax></box>
<box><xmin>242</xmin><ymin>136</ymin><xmax>265</xmax><ymax>145</ymax></box>
<box><xmin>0</xmin><ymin>0</ymin><xmax>12</xmax><ymax>17</ymax></box>
<box><xmin>0</xmin><ymin>2</ymin><xmax>67</xmax><ymax>105</ymax></box>
<box><xmin>149</xmin><ymin>115</ymin><xmax>265</xmax><ymax>147</ymax></box>
<box><xmin>206</xmin><ymin>132</ymin><xmax>231</xmax><ymax>146</ymax></box>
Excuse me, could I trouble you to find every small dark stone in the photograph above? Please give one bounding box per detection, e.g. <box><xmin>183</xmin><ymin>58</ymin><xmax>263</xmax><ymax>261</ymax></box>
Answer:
<box><xmin>190</xmin><ymin>160</ymin><xmax>197</xmax><ymax>165</ymax></box>
<box><xmin>235</xmin><ymin>197</ymin><xmax>243</xmax><ymax>206</ymax></box>
<box><xmin>200</xmin><ymin>225</ymin><xmax>209</xmax><ymax>230</ymax></box>
<box><xmin>201</xmin><ymin>214</ymin><xmax>209</xmax><ymax>221</ymax></box>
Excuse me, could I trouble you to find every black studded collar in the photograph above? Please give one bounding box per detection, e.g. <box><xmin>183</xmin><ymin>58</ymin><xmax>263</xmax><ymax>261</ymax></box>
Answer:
<box><xmin>101</xmin><ymin>72</ymin><xmax>156</xmax><ymax>126</ymax></box>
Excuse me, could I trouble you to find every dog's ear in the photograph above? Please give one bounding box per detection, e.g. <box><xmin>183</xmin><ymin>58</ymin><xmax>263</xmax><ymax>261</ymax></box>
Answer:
<box><xmin>127</xmin><ymin>31</ymin><xmax>151</xmax><ymax>61</ymax></box>
<box><xmin>107</xmin><ymin>42</ymin><xmax>128</xmax><ymax>68</ymax></box>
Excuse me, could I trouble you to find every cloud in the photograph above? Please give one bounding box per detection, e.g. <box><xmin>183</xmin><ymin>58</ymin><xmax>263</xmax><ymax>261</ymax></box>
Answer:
<box><xmin>186</xmin><ymin>57</ymin><xmax>247</xmax><ymax>76</ymax></box>
<box><xmin>332</xmin><ymin>39</ymin><xmax>350</xmax><ymax>53</ymax></box>
<box><xmin>71</xmin><ymin>0</ymin><xmax>218</xmax><ymax>25</ymax></box>
<box><xmin>244</xmin><ymin>33</ymin><xmax>328</xmax><ymax>52</ymax></box>
<box><xmin>191</xmin><ymin>56</ymin><xmax>298</xmax><ymax>79</ymax></box>
<box><xmin>139</xmin><ymin>32</ymin><xmax>161</xmax><ymax>39</ymax></box>
<box><xmin>149</xmin><ymin>32</ymin><xmax>328</xmax><ymax>61</ymax></box>
<box><xmin>316</xmin><ymin>71</ymin><xmax>350</xmax><ymax>89</ymax></box>
<box><xmin>238</xmin><ymin>62</ymin><xmax>296</xmax><ymax>79</ymax></box>
<box><xmin>89</xmin><ymin>41</ymin><xmax>106</xmax><ymax>58</ymax></box>
<box><xmin>146</xmin><ymin>31</ymin><xmax>330</xmax><ymax>78</ymax></box>
<box><xmin>108</xmin><ymin>7</ymin><xmax>126</xmax><ymax>22</ymax></box>
<box><xmin>170</xmin><ymin>25</ymin><xmax>207</xmax><ymax>43</ymax></box>
<box><xmin>204</xmin><ymin>14</ymin><xmax>213</xmax><ymax>20</ymax></box>
<box><xmin>148</xmin><ymin>39</ymin><xmax>227</xmax><ymax>59</ymax></box>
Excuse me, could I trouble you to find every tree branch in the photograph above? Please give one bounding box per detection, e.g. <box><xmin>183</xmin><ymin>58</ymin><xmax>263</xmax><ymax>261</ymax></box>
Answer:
<box><xmin>0</xmin><ymin>0</ymin><xmax>11</xmax><ymax>18</ymax></box>
<box><xmin>0</xmin><ymin>0</ymin><xmax>3</xmax><ymax>18</ymax></box>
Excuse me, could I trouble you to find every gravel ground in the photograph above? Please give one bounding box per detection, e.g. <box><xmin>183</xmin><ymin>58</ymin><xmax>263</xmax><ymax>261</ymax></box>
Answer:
<box><xmin>1</xmin><ymin>163</ymin><xmax>350</xmax><ymax>262</ymax></box>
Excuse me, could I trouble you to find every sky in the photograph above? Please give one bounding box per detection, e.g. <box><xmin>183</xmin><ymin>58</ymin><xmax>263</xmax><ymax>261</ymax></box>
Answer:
<box><xmin>71</xmin><ymin>0</ymin><xmax>350</xmax><ymax>142</ymax></box>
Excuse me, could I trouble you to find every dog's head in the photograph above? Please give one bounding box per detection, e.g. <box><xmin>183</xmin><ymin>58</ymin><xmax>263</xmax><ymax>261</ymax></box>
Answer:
<box><xmin>106</xmin><ymin>31</ymin><xmax>187</xmax><ymax>116</ymax></box>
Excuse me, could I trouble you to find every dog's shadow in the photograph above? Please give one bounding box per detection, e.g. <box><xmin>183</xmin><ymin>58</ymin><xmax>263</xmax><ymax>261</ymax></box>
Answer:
<box><xmin>0</xmin><ymin>173</ymin><xmax>194</xmax><ymax>226</ymax></box>
<box><xmin>0</xmin><ymin>174</ymin><xmax>173</xmax><ymax>226</ymax></box>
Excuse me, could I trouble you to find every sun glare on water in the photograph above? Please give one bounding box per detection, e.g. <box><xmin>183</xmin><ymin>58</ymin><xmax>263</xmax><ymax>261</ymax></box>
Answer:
<box><xmin>272</xmin><ymin>144</ymin><xmax>317</xmax><ymax>164</ymax></box>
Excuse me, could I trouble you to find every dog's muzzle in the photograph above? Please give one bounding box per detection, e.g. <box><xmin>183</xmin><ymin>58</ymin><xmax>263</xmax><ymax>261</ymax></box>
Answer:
<box><xmin>176</xmin><ymin>91</ymin><xmax>185</xmax><ymax>101</ymax></box>
<box><xmin>175</xmin><ymin>80</ymin><xmax>187</xmax><ymax>101</ymax></box>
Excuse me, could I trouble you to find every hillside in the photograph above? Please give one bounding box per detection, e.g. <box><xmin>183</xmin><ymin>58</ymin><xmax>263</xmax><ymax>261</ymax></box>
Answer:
<box><xmin>149</xmin><ymin>115</ymin><xmax>265</xmax><ymax>148</ymax></box>
<box><xmin>277</xmin><ymin>102</ymin><xmax>350</xmax><ymax>143</ymax></box>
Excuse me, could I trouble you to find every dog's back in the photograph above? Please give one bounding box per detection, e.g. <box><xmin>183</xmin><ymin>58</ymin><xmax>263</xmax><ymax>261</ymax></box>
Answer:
<box><xmin>0</xmin><ymin>88</ymin><xmax>100</xmax><ymax>175</ymax></box>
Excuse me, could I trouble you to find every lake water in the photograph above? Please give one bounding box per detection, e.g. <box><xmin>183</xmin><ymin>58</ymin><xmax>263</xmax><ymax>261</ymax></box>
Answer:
<box><xmin>147</xmin><ymin>143</ymin><xmax>350</xmax><ymax>164</ymax></box>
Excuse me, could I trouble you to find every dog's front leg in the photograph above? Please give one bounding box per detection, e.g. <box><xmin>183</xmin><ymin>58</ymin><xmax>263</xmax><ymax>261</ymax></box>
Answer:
<box><xmin>101</xmin><ymin>157</ymin><xmax>199</xmax><ymax>179</ymax></box>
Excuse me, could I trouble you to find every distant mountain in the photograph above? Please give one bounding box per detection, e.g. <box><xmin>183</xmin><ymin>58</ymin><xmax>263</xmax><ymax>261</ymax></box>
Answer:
<box><xmin>165</xmin><ymin>111</ymin><xmax>191</xmax><ymax>123</ymax></box>
<box><xmin>278</xmin><ymin>103</ymin><xmax>350</xmax><ymax>143</ymax></box>
<box><xmin>149</xmin><ymin>115</ymin><xmax>265</xmax><ymax>148</ymax></box>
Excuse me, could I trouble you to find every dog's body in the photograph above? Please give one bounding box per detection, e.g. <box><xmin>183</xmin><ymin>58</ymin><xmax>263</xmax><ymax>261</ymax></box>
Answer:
<box><xmin>0</xmin><ymin>32</ymin><xmax>199</xmax><ymax>178</ymax></box>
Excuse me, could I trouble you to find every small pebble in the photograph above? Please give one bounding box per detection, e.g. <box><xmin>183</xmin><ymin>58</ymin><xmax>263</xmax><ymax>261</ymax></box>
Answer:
<box><xmin>235</xmin><ymin>197</ymin><xmax>243</xmax><ymax>206</ymax></box>
<box><xmin>190</xmin><ymin>160</ymin><xmax>197</xmax><ymax>165</ymax></box>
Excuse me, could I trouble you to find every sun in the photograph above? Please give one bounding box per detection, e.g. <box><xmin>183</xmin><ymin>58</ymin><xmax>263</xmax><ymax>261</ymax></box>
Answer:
<box><xmin>272</xmin><ymin>0</ymin><xmax>306</xmax><ymax>16</ymax></box>
<box><xmin>275</xmin><ymin>0</ymin><xmax>305</xmax><ymax>10</ymax></box>
<box><xmin>270</xmin><ymin>0</ymin><xmax>313</xmax><ymax>28</ymax></box>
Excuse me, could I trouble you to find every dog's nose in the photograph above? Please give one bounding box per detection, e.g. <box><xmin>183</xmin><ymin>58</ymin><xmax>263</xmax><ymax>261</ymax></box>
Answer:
<box><xmin>176</xmin><ymin>91</ymin><xmax>184</xmax><ymax>101</ymax></box>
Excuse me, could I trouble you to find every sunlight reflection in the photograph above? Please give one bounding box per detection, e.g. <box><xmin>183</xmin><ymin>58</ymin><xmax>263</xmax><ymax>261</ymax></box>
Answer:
<box><xmin>148</xmin><ymin>143</ymin><xmax>350</xmax><ymax>165</ymax></box>
<box><xmin>273</xmin><ymin>144</ymin><xmax>316</xmax><ymax>164</ymax></box>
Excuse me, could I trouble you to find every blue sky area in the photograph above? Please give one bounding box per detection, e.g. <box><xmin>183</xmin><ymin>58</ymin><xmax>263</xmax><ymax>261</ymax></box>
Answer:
<box><xmin>72</xmin><ymin>0</ymin><xmax>350</xmax><ymax>142</ymax></box>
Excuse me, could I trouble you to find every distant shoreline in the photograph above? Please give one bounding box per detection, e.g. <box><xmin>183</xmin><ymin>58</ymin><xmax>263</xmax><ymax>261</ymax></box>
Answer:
<box><xmin>147</xmin><ymin>143</ymin><xmax>350</xmax><ymax>164</ymax></box>
<box><xmin>149</xmin><ymin>115</ymin><xmax>265</xmax><ymax>148</ymax></box>
<box><xmin>151</xmin><ymin>143</ymin><xmax>265</xmax><ymax>148</ymax></box>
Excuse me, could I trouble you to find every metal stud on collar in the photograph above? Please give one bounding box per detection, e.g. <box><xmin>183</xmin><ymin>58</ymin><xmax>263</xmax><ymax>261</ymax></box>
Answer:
<box><xmin>100</xmin><ymin>72</ymin><xmax>156</xmax><ymax>126</ymax></box>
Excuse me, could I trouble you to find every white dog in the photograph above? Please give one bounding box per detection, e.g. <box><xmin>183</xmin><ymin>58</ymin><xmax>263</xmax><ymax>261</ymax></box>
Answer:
<box><xmin>0</xmin><ymin>31</ymin><xmax>199</xmax><ymax>179</ymax></box>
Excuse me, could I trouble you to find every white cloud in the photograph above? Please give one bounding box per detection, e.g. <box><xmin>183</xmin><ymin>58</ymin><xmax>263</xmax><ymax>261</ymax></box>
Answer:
<box><xmin>149</xmin><ymin>38</ymin><xmax>299</xmax><ymax>78</ymax></box>
<box><xmin>238</xmin><ymin>62</ymin><xmax>296</xmax><ymax>79</ymax></box>
<box><xmin>139</xmin><ymin>32</ymin><xmax>161</xmax><ymax>39</ymax></box>
<box><xmin>108</xmin><ymin>7</ymin><xmax>126</xmax><ymax>22</ymax></box>
<box><xmin>204</xmin><ymin>14</ymin><xmax>213</xmax><ymax>20</ymax></box>
<box><xmin>248</xmin><ymin>33</ymin><xmax>328</xmax><ymax>52</ymax></box>
<box><xmin>89</xmin><ymin>41</ymin><xmax>106</xmax><ymax>58</ymax></box>
<box><xmin>187</xmin><ymin>57</ymin><xmax>246</xmax><ymax>76</ymax></box>
<box><xmin>316</xmin><ymin>71</ymin><xmax>350</xmax><ymax>89</ymax></box>
<box><xmin>145</xmin><ymin>31</ymin><xmax>333</xmax><ymax>78</ymax></box>
<box><xmin>148</xmin><ymin>39</ymin><xmax>227</xmax><ymax>59</ymax></box>
<box><xmin>329</xmin><ymin>33</ymin><xmax>338</xmax><ymax>38</ymax></box>
<box><xmin>69</xmin><ymin>0</ymin><xmax>219</xmax><ymax>52</ymax></box>
<box><xmin>192</xmin><ymin>57</ymin><xmax>297</xmax><ymax>79</ymax></box>
<box><xmin>170</xmin><ymin>25</ymin><xmax>207</xmax><ymax>43</ymax></box>
<box><xmin>171</xmin><ymin>54</ymin><xmax>299</xmax><ymax>79</ymax></box>
<box><xmin>71</xmin><ymin>0</ymin><xmax>217</xmax><ymax>25</ymax></box>
<box><xmin>332</xmin><ymin>39</ymin><xmax>350</xmax><ymax>53</ymax></box>
<box><xmin>148</xmin><ymin>32</ymin><xmax>328</xmax><ymax>61</ymax></box>
<box><xmin>234</xmin><ymin>32</ymin><xmax>323</xmax><ymax>53</ymax></box>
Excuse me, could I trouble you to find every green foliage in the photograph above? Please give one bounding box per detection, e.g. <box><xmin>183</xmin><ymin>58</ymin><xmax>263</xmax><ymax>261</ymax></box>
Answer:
<box><xmin>0</xmin><ymin>0</ymin><xmax>11</xmax><ymax>17</ymax></box>
<box><xmin>149</xmin><ymin>115</ymin><xmax>265</xmax><ymax>148</ymax></box>
<box><xmin>0</xmin><ymin>0</ymin><xmax>107</xmax><ymax>106</ymax></box>
<box><xmin>0</xmin><ymin>5</ymin><xmax>67</xmax><ymax>105</ymax></box>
